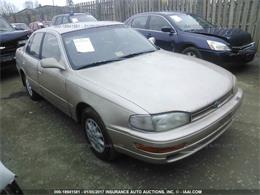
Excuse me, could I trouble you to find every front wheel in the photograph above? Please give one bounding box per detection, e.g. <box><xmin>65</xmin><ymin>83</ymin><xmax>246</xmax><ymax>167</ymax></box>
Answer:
<box><xmin>81</xmin><ymin>108</ymin><xmax>117</xmax><ymax>161</ymax></box>
<box><xmin>182</xmin><ymin>47</ymin><xmax>202</xmax><ymax>58</ymax></box>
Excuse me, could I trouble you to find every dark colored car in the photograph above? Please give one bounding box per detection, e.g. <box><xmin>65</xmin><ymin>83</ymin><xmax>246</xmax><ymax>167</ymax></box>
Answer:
<box><xmin>0</xmin><ymin>16</ymin><xmax>31</xmax><ymax>70</ymax></box>
<box><xmin>125</xmin><ymin>12</ymin><xmax>256</xmax><ymax>64</ymax></box>
<box><xmin>51</xmin><ymin>13</ymin><xmax>97</xmax><ymax>26</ymax></box>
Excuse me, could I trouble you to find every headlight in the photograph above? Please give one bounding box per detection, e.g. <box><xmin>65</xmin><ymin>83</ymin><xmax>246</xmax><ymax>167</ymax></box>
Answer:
<box><xmin>18</xmin><ymin>40</ymin><xmax>27</xmax><ymax>46</ymax></box>
<box><xmin>207</xmin><ymin>40</ymin><xmax>231</xmax><ymax>51</ymax></box>
<box><xmin>129</xmin><ymin>112</ymin><xmax>191</xmax><ymax>132</ymax></box>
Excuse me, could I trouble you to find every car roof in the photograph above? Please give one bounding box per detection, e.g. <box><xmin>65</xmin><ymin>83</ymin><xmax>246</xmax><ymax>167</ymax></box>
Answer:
<box><xmin>37</xmin><ymin>21</ymin><xmax>123</xmax><ymax>34</ymax></box>
<box><xmin>132</xmin><ymin>11</ymin><xmax>188</xmax><ymax>17</ymax></box>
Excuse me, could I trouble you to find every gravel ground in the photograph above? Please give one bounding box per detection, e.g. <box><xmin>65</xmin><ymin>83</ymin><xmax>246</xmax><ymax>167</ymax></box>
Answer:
<box><xmin>0</xmin><ymin>56</ymin><xmax>259</xmax><ymax>194</ymax></box>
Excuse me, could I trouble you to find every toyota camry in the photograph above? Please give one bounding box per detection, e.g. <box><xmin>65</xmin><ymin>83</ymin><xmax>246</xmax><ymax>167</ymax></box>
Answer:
<box><xmin>16</xmin><ymin>22</ymin><xmax>243</xmax><ymax>163</ymax></box>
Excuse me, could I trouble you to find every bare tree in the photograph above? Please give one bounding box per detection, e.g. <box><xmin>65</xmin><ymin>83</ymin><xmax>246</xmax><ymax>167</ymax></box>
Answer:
<box><xmin>0</xmin><ymin>0</ymin><xmax>17</xmax><ymax>16</ymax></box>
<box><xmin>66</xmin><ymin>0</ymin><xmax>74</xmax><ymax>6</ymax></box>
<box><xmin>34</xmin><ymin>0</ymin><xmax>39</xmax><ymax>8</ymax></box>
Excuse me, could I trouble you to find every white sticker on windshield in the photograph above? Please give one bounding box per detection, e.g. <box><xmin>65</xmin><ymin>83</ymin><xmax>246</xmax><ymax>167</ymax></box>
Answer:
<box><xmin>73</xmin><ymin>38</ymin><xmax>95</xmax><ymax>53</ymax></box>
<box><xmin>171</xmin><ymin>15</ymin><xmax>182</xmax><ymax>22</ymax></box>
<box><xmin>71</xmin><ymin>18</ymin><xmax>79</xmax><ymax>23</ymax></box>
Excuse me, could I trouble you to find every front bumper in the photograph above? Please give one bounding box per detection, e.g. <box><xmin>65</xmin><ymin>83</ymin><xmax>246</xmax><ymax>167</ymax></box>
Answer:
<box><xmin>200</xmin><ymin>43</ymin><xmax>256</xmax><ymax>64</ymax></box>
<box><xmin>107</xmin><ymin>88</ymin><xmax>243</xmax><ymax>164</ymax></box>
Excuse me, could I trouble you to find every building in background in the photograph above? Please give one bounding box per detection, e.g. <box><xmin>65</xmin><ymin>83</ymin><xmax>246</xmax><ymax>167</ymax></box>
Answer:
<box><xmin>8</xmin><ymin>5</ymin><xmax>72</xmax><ymax>24</ymax></box>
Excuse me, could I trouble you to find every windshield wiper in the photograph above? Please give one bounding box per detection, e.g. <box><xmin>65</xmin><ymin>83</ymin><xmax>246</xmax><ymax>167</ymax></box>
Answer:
<box><xmin>77</xmin><ymin>58</ymin><xmax>123</xmax><ymax>70</ymax></box>
<box><xmin>77</xmin><ymin>50</ymin><xmax>156</xmax><ymax>70</ymax></box>
<box><xmin>120</xmin><ymin>50</ymin><xmax>155</xmax><ymax>59</ymax></box>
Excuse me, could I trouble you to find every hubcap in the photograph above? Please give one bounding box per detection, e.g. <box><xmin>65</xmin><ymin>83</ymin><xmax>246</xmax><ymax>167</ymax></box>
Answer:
<box><xmin>25</xmin><ymin>78</ymin><xmax>33</xmax><ymax>96</ymax></box>
<box><xmin>85</xmin><ymin>118</ymin><xmax>105</xmax><ymax>153</ymax></box>
<box><xmin>186</xmin><ymin>51</ymin><xmax>196</xmax><ymax>57</ymax></box>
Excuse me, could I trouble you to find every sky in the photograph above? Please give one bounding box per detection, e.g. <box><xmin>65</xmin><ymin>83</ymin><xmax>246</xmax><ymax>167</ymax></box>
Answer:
<box><xmin>6</xmin><ymin>0</ymin><xmax>90</xmax><ymax>11</ymax></box>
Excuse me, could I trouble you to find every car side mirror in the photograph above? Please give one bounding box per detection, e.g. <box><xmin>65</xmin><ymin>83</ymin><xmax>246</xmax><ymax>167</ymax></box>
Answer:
<box><xmin>40</xmin><ymin>58</ymin><xmax>65</xmax><ymax>70</ymax></box>
<box><xmin>148</xmin><ymin>37</ymin><xmax>156</xmax><ymax>44</ymax></box>
<box><xmin>161</xmin><ymin>27</ymin><xmax>175</xmax><ymax>34</ymax></box>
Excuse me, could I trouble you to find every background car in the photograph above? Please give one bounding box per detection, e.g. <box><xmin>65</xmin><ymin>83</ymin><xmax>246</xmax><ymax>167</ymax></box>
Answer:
<box><xmin>29</xmin><ymin>21</ymin><xmax>46</xmax><ymax>32</ymax></box>
<box><xmin>0</xmin><ymin>16</ymin><xmax>30</xmax><ymax>71</ymax></box>
<box><xmin>125</xmin><ymin>12</ymin><xmax>257</xmax><ymax>64</ymax></box>
<box><xmin>11</xmin><ymin>23</ymin><xmax>30</xmax><ymax>31</ymax></box>
<box><xmin>16</xmin><ymin>22</ymin><xmax>243</xmax><ymax>164</ymax></box>
<box><xmin>43</xmin><ymin>21</ymin><xmax>52</xmax><ymax>27</ymax></box>
<box><xmin>51</xmin><ymin>12</ymin><xmax>97</xmax><ymax>26</ymax></box>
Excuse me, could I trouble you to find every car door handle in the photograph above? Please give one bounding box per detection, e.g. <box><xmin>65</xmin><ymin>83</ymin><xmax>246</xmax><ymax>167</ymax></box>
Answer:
<box><xmin>147</xmin><ymin>33</ymin><xmax>152</xmax><ymax>37</ymax></box>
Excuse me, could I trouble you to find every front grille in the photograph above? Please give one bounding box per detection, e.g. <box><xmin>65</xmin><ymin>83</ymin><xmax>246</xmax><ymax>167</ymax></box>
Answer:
<box><xmin>191</xmin><ymin>89</ymin><xmax>233</xmax><ymax>121</ymax></box>
<box><xmin>232</xmin><ymin>42</ymin><xmax>255</xmax><ymax>53</ymax></box>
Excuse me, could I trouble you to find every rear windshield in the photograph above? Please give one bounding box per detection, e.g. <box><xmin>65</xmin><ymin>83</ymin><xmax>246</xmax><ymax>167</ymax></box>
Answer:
<box><xmin>70</xmin><ymin>14</ymin><xmax>97</xmax><ymax>23</ymax></box>
<box><xmin>14</xmin><ymin>23</ymin><xmax>30</xmax><ymax>30</ymax></box>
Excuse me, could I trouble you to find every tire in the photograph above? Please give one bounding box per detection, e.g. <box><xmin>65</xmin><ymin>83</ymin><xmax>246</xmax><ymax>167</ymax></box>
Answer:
<box><xmin>182</xmin><ymin>47</ymin><xmax>202</xmax><ymax>58</ymax></box>
<box><xmin>24</xmin><ymin>75</ymin><xmax>40</xmax><ymax>101</ymax></box>
<box><xmin>81</xmin><ymin>107</ymin><xmax>117</xmax><ymax>161</ymax></box>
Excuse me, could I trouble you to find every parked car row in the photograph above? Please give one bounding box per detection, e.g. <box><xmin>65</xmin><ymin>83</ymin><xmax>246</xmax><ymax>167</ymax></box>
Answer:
<box><xmin>0</xmin><ymin>13</ymin><xmax>95</xmax><ymax>71</ymax></box>
<box><xmin>1</xmin><ymin>11</ymin><xmax>256</xmax><ymax>71</ymax></box>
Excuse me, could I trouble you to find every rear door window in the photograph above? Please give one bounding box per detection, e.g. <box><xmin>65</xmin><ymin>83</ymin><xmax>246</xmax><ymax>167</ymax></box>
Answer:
<box><xmin>131</xmin><ymin>16</ymin><xmax>148</xmax><ymax>29</ymax></box>
<box><xmin>26</xmin><ymin>33</ymin><xmax>44</xmax><ymax>59</ymax></box>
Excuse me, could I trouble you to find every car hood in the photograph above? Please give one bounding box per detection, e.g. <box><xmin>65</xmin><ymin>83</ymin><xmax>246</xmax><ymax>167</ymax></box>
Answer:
<box><xmin>76</xmin><ymin>50</ymin><xmax>233</xmax><ymax>114</ymax></box>
<box><xmin>190</xmin><ymin>27</ymin><xmax>252</xmax><ymax>46</ymax></box>
<box><xmin>0</xmin><ymin>30</ymin><xmax>29</xmax><ymax>43</ymax></box>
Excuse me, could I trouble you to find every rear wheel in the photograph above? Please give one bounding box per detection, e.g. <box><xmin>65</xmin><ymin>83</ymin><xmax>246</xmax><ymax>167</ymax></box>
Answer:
<box><xmin>182</xmin><ymin>47</ymin><xmax>202</xmax><ymax>58</ymax></box>
<box><xmin>24</xmin><ymin>75</ymin><xmax>40</xmax><ymax>101</ymax></box>
<box><xmin>81</xmin><ymin>107</ymin><xmax>117</xmax><ymax>161</ymax></box>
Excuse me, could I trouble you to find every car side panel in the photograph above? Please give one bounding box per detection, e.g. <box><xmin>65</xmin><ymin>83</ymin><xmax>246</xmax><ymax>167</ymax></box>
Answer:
<box><xmin>22</xmin><ymin>52</ymin><xmax>41</xmax><ymax>92</ymax></box>
<box><xmin>38</xmin><ymin>67</ymin><xmax>70</xmax><ymax>114</ymax></box>
<box><xmin>65</xmin><ymin>74</ymin><xmax>148</xmax><ymax>127</ymax></box>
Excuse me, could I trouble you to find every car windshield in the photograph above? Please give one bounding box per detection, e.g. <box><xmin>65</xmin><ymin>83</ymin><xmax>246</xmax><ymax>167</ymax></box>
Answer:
<box><xmin>70</xmin><ymin>14</ymin><xmax>97</xmax><ymax>23</ymax></box>
<box><xmin>170</xmin><ymin>14</ymin><xmax>214</xmax><ymax>31</ymax></box>
<box><xmin>62</xmin><ymin>25</ymin><xmax>157</xmax><ymax>70</ymax></box>
<box><xmin>0</xmin><ymin>17</ymin><xmax>14</xmax><ymax>32</ymax></box>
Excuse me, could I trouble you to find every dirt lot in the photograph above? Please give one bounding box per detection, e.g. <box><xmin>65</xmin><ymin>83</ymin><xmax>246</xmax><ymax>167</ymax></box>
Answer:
<box><xmin>0</xmin><ymin>56</ymin><xmax>259</xmax><ymax>193</ymax></box>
